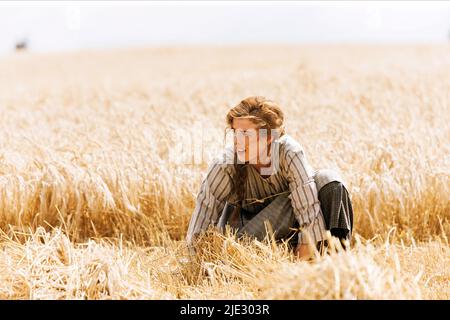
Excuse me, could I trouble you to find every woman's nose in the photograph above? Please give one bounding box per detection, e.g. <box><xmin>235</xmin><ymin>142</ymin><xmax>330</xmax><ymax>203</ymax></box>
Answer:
<box><xmin>234</xmin><ymin>135</ymin><xmax>249</xmax><ymax>148</ymax></box>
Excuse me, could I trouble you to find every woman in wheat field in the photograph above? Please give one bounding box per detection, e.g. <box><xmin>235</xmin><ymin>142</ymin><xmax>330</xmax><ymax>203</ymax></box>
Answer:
<box><xmin>186</xmin><ymin>96</ymin><xmax>354</xmax><ymax>260</ymax></box>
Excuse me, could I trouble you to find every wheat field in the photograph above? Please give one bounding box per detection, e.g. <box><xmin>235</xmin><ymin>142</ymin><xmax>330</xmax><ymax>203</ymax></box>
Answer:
<box><xmin>0</xmin><ymin>45</ymin><xmax>448</xmax><ymax>299</ymax></box>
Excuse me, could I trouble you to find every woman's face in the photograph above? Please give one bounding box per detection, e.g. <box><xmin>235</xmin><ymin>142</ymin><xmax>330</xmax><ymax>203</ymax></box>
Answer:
<box><xmin>232</xmin><ymin>118</ymin><xmax>273</xmax><ymax>165</ymax></box>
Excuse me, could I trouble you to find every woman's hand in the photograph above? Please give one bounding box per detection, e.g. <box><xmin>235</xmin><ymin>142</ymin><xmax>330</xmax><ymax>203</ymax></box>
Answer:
<box><xmin>295</xmin><ymin>243</ymin><xmax>313</xmax><ymax>261</ymax></box>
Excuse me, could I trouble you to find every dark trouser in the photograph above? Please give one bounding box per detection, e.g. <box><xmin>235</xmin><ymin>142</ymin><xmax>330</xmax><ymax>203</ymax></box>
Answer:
<box><xmin>321</xmin><ymin>181</ymin><xmax>353</xmax><ymax>232</ymax></box>
<box><xmin>316</xmin><ymin>181</ymin><xmax>354</xmax><ymax>252</ymax></box>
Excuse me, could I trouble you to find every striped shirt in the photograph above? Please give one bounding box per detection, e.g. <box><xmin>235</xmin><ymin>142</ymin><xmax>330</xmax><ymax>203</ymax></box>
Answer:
<box><xmin>186</xmin><ymin>134</ymin><xmax>328</xmax><ymax>246</ymax></box>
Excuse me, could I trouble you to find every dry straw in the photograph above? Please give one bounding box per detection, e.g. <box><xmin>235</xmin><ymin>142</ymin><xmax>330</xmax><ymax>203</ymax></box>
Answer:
<box><xmin>0</xmin><ymin>45</ymin><xmax>448</xmax><ymax>299</ymax></box>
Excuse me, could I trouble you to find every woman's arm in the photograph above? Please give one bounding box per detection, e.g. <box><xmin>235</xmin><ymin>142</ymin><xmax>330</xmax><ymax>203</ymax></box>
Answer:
<box><xmin>284</xmin><ymin>146</ymin><xmax>327</xmax><ymax>248</ymax></box>
<box><xmin>185</xmin><ymin>160</ymin><xmax>232</xmax><ymax>246</ymax></box>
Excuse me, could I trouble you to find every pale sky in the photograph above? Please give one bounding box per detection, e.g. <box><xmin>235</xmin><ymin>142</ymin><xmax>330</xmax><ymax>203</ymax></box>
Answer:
<box><xmin>1</xmin><ymin>1</ymin><xmax>450</xmax><ymax>54</ymax></box>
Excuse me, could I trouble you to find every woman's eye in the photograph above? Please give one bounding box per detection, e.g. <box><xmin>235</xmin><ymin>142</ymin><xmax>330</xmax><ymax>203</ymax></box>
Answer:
<box><xmin>245</xmin><ymin>131</ymin><xmax>258</xmax><ymax>137</ymax></box>
<box><xmin>233</xmin><ymin>129</ymin><xmax>258</xmax><ymax>138</ymax></box>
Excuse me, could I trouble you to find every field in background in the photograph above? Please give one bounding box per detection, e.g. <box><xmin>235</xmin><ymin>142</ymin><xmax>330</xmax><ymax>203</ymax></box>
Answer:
<box><xmin>0</xmin><ymin>45</ymin><xmax>448</xmax><ymax>299</ymax></box>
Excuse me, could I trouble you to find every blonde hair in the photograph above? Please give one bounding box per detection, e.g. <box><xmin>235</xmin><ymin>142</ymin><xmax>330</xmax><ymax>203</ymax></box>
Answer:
<box><xmin>224</xmin><ymin>96</ymin><xmax>286</xmax><ymax>219</ymax></box>
<box><xmin>226</xmin><ymin>96</ymin><xmax>285</xmax><ymax>136</ymax></box>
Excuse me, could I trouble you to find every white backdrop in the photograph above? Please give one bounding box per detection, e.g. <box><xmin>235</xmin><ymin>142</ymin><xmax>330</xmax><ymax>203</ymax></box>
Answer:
<box><xmin>1</xmin><ymin>1</ymin><xmax>449</xmax><ymax>54</ymax></box>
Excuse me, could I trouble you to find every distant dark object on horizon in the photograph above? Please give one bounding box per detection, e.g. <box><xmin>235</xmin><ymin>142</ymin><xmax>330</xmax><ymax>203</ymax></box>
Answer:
<box><xmin>15</xmin><ymin>40</ymin><xmax>28</xmax><ymax>52</ymax></box>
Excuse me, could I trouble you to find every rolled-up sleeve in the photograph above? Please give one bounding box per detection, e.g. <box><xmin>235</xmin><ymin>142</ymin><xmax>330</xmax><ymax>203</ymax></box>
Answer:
<box><xmin>185</xmin><ymin>160</ymin><xmax>232</xmax><ymax>246</ymax></box>
<box><xmin>284</xmin><ymin>148</ymin><xmax>327</xmax><ymax>245</ymax></box>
